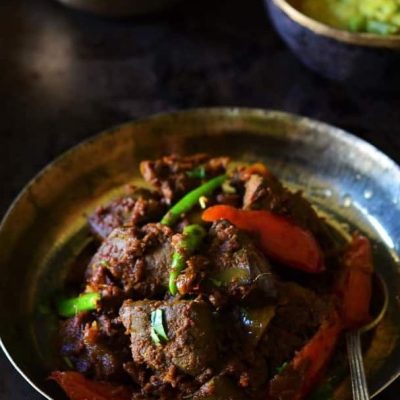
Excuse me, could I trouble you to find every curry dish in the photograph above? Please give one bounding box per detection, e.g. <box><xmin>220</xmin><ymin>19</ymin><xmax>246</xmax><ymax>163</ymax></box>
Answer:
<box><xmin>51</xmin><ymin>154</ymin><xmax>374</xmax><ymax>400</ymax></box>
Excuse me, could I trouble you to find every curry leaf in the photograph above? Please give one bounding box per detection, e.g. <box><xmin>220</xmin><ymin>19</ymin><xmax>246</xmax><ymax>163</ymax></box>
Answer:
<box><xmin>150</xmin><ymin>309</ymin><xmax>168</xmax><ymax>344</ymax></box>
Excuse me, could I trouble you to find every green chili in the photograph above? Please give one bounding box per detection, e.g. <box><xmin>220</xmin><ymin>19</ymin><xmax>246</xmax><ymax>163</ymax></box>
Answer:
<box><xmin>161</xmin><ymin>174</ymin><xmax>227</xmax><ymax>226</ymax></box>
<box><xmin>169</xmin><ymin>224</ymin><xmax>206</xmax><ymax>295</ymax></box>
<box><xmin>57</xmin><ymin>292</ymin><xmax>100</xmax><ymax>318</ymax></box>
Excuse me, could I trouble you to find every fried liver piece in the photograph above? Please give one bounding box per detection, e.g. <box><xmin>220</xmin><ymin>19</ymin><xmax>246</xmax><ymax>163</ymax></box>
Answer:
<box><xmin>120</xmin><ymin>299</ymin><xmax>217</xmax><ymax>378</ymax></box>
<box><xmin>59</xmin><ymin>312</ymin><xmax>131</xmax><ymax>381</ymax></box>
<box><xmin>260</xmin><ymin>281</ymin><xmax>331</xmax><ymax>372</ymax></box>
<box><xmin>88</xmin><ymin>188</ymin><xmax>164</xmax><ymax>241</ymax></box>
<box><xmin>87</xmin><ymin>223</ymin><xmax>173</xmax><ymax>299</ymax></box>
<box><xmin>140</xmin><ymin>154</ymin><xmax>229</xmax><ymax>204</ymax></box>
<box><xmin>206</xmin><ymin>220</ymin><xmax>276</xmax><ymax>304</ymax></box>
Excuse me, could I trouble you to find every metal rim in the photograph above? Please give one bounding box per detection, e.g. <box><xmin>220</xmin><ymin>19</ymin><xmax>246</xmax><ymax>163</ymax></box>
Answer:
<box><xmin>0</xmin><ymin>107</ymin><xmax>399</xmax><ymax>399</ymax></box>
<box><xmin>271</xmin><ymin>0</ymin><xmax>400</xmax><ymax>49</ymax></box>
<box><xmin>0</xmin><ymin>338</ymin><xmax>52</xmax><ymax>399</ymax></box>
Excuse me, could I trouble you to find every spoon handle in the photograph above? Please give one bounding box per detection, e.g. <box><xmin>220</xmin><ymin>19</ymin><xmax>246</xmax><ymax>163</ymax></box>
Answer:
<box><xmin>346</xmin><ymin>331</ymin><xmax>370</xmax><ymax>400</ymax></box>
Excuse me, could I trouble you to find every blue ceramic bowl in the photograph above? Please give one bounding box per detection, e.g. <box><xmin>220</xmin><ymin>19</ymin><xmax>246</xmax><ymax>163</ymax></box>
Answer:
<box><xmin>265</xmin><ymin>0</ymin><xmax>400</xmax><ymax>89</ymax></box>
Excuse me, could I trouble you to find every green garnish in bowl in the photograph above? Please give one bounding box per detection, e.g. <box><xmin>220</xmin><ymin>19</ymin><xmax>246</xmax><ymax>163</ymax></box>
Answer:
<box><xmin>301</xmin><ymin>0</ymin><xmax>400</xmax><ymax>35</ymax></box>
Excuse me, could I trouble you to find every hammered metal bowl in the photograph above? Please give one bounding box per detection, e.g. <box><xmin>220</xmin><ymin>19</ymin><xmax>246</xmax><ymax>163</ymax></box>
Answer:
<box><xmin>55</xmin><ymin>0</ymin><xmax>182</xmax><ymax>16</ymax></box>
<box><xmin>0</xmin><ymin>108</ymin><xmax>399</xmax><ymax>399</ymax></box>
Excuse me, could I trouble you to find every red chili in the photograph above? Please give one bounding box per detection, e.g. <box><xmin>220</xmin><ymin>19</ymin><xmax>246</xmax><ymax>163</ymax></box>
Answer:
<box><xmin>202</xmin><ymin>205</ymin><xmax>324</xmax><ymax>273</ymax></box>
<box><xmin>50</xmin><ymin>371</ymin><xmax>132</xmax><ymax>400</ymax></box>
<box><xmin>336</xmin><ymin>233</ymin><xmax>373</xmax><ymax>329</ymax></box>
<box><xmin>269</xmin><ymin>314</ymin><xmax>343</xmax><ymax>400</ymax></box>
<box><xmin>268</xmin><ymin>234</ymin><xmax>374</xmax><ymax>400</ymax></box>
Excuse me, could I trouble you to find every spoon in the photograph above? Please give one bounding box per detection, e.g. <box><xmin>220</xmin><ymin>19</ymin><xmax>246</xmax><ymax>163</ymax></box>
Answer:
<box><xmin>346</xmin><ymin>273</ymin><xmax>389</xmax><ymax>400</ymax></box>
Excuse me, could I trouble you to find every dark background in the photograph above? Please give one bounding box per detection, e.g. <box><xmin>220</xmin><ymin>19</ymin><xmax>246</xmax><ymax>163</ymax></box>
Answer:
<box><xmin>0</xmin><ymin>0</ymin><xmax>399</xmax><ymax>398</ymax></box>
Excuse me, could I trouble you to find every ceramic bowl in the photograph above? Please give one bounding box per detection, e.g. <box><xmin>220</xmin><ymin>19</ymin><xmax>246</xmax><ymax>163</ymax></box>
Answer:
<box><xmin>265</xmin><ymin>0</ymin><xmax>400</xmax><ymax>89</ymax></box>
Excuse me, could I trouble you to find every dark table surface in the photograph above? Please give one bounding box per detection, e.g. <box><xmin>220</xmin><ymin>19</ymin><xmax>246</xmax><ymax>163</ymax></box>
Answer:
<box><xmin>0</xmin><ymin>0</ymin><xmax>399</xmax><ymax>398</ymax></box>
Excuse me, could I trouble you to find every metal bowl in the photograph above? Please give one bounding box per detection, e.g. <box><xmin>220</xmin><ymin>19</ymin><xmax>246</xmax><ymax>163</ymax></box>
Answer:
<box><xmin>265</xmin><ymin>0</ymin><xmax>400</xmax><ymax>88</ymax></box>
<box><xmin>0</xmin><ymin>108</ymin><xmax>399</xmax><ymax>399</ymax></box>
<box><xmin>55</xmin><ymin>0</ymin><xmax>182</xmax><ymax>16</ymax></box>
